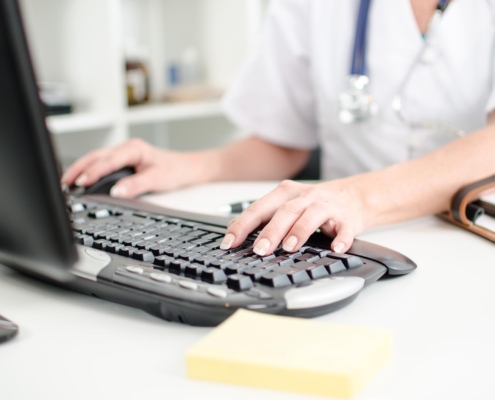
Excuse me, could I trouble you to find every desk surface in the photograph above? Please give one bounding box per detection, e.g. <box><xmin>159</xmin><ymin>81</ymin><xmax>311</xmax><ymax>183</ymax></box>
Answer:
<box><xmin>2</xmin><ymin>182</ymin><xmax>495</xmax><ymax>400</ymax></box>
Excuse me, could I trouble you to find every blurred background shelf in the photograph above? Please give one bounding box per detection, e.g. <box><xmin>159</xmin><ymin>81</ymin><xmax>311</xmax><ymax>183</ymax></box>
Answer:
<box><xmin>126</xmin><ymin>100</ymin><xmax>223</xmax><ymax>126</ymax></box>
<box><xmin>19</xmin><ymin>0</ymin><xmax>270</xmax><ymax>162</ymax></box>
<box><xmin>47</xmin><ymin>113</ymin><xmax>115</xmax><ymax>135</ymax></box>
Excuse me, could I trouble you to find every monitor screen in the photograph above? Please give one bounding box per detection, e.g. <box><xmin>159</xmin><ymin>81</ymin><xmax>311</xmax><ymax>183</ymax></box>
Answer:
<box><xmin>0</xmin><ymin>0</ymin><xmax>77</xmax><ymax>281</ymax></box>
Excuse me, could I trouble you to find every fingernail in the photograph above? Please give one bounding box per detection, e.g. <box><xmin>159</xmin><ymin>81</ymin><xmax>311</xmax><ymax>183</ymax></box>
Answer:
<box><xmin>110</xmin><ymin>185</ymin><xmax>127</xmax><ymax>198</ymax></box>
<box><xmin>220</xmin><ymin>233</ymin><xmax>235</xmax><ymax>250</ymax></box>
<box><xmin>75</xmin><ymin>174</ymin><xmax>88</xmax><ymax>187</ymax></box>
<box><xmin>333</xmin><ymin>242</ymin><xmax>345</xmax><ymax>254</ymax></box>
<box><xmin>283</xmin><ymin>236</ymin><xmax>298</xmax><ymax>252</ymax></box>
<box><xmin>227</xmin><ymin>218</ymin><xmax>236</xmax><ymax>227</ymax></box>
<box><xmin>254</xmin><ymin>238</ymin><xmax>270</xmax><ymax>256</ymax></box>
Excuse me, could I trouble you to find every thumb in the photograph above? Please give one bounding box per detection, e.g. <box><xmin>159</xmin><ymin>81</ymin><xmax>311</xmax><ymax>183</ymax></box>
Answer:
<box><xmin>109</xmin><ymin>170</ymin><xmax>157</xmax><ymax>198</ymax></box>
<box><xmin>331</xmin><ymin>224</ymin><xmax>355</xmax><ymax>254</ymax></box>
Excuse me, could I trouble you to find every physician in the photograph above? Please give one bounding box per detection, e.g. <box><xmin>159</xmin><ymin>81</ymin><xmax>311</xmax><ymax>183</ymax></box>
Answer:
<box><xmin>63</xmin><ymin>0</ymin><xmax>495</xmax><ymax>256</ymax></box>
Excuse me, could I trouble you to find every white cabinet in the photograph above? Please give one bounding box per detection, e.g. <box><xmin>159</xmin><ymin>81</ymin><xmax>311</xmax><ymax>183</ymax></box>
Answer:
<box><xmin>19</xmin><ymin>0</ymin><xmax>269</xmax><ymax>161</ymax></box>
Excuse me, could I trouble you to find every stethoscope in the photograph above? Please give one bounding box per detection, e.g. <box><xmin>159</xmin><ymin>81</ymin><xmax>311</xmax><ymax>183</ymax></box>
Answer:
<box><xmin>338</xmin><ymin>0</ymin><xmax>466</xmax><ymax>138</ymax></box>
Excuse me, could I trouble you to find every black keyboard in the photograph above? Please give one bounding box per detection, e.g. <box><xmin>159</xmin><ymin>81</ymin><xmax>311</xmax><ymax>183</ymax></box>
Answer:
<box><xmin>67</xmin><ymin>195</ymin><xmax>416</xmax><ymax>326</ymax></box>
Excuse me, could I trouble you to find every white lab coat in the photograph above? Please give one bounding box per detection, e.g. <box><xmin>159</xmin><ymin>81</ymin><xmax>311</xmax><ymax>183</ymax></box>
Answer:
<box><xmin>222</xmin><ymin>0</ymin><xmax>495</xmax><ymax>180</ymax></box>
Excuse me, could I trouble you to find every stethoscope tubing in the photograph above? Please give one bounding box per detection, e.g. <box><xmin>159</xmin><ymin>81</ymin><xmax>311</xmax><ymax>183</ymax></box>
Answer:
<box><xmin>351</xmin><ymin>0</ymin><xmax>372</xmax><ymax>75</ymax></box>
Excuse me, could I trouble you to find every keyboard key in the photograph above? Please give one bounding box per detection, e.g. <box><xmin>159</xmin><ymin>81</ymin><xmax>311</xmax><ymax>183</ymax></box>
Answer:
<box><xmin>178</xmin><ymin>252</ymin><xmax>201</xmax><ymax>262</ymax></box>
<box><xmin>122</xmin><ymin>235</ymin><xmax>144</xmax><ymax>246</ymax></box>
<box><xmin>192</xmin><ymin>256</ymin><xmax>217</xmax><ymax>266</ymax></box>
<box><xmin>101</xmin><ymin>232</ymin><xmax>119</xmax><ymax>241</ymax></box>
<box><xmin>326</xmin><ymin>253</ymin><xmax>364</xmax><ymax>269</ymax></box>
<box><xmin>314</xmin><ymin>257</ymin><xmax>346</xmax><ymax>274</ymax></box>
<box><xmin>136</xmin><ymin>241</ymin><xmax>158</xmax><ymax>250</ymax></box>
<box><xmin>259</xmin><ymin>272</ymin><xmax>291</xmax><ymax>288</ymax></box>
<box><xmin>209</xmin><ymin>260</ymin><xmax>234</xmax><ymax>270</ymax></box>
<box><xmin>243</xmin><ymin>266</ymin><xmax>274</xmax><ymax>281</ymax></box>
<box><xmin>153</xmin><ymin>255</ymin><xmax>174</xmax><ymax>269</ymax></box>
<box><xmin>149</xmin><ymin>272</ymin><xmax>172</xmax><ymax>283</ymax></box>
<box><xmin>118</xmin><ymin>246</ymin><xmax>138</xmax><ymax>257</ymax></box>
<box><xmin>169</xmin><ymin>260</ymin><xmax>190</xmax><ymax>275</ymax></box>
<box><xmin>227</xmin><ymin>274</ymin><xmax>254</xmax><ymax>291</ymax></box>
<box><xmin>204</xmin><ymin>240</ymin><xmax>224</xmax><ymax>250</ymax></box>
<box><xmin>304</xmin><ymin>247</ymin><xmax>331</xmax><ymax>257</ymax></box>
<box><xmin>205</xmin><ymin>249</ymin><xmax>229</xmax><ymax>258</ymax></box>
<box><xmin>206</xmin><ymin>287</ymin><xmax>229</xmax><ymax>298</ymax></box>
<box><xmin>185</xmin><ymin>263</ymin><xmax>207</xmax><ymax>278</ymax></box>
<box><xmin>86</xmin><ymin>229</ymin><xmax>107</xmax><ymax>238</ymax></box>
<box><xmin>245</xmin><ymin>287</ymin><xmax>273</xmax><ymax>299</ymax></box>
<box><xmin>193</xmin><ymin>246</ymin><xmax>210</xmax><ymax>254</ymax></box>
<box><xmin>139</xmin><ymin>233</ymin><xmax>158</xmax><ymax>241</ymax></box>
<box><xmin>274</xmin><ymin>266</ymin><xmax>311</xmax><ymax>284</ymax></box>
<box><xmin>292</xmin><ymin>261</ymin><xmax>329</xmax><ymax>279</ymax></box>
<box><xmin>237</xmin><ymin>257</ymin><xmax>263</xmax><ymax>267</ymax></box>
<box><xmin>224</xmin><ymin>264</ymin><xmax>253</xmax><ymax>275</ymax></box>
<box><xmin>92</xmin><ymin>239</ymin><xmax>111</xmax><ymax>250</ymax></box>
<box><xmin>223</xmin><ymin>248</ymin><xmax>254</xmax><ymax>261</ymax></box>
<box><xmin>276</xmin><ymin>251</ymin><xmax>302</xmax><ymax>259</ymax></box>
<box><xmin>116</xmin><ymin>235</ymin><xmax>133</xmax><ymax>244</ymax></box>
<box><xmin>163</xmin><ymin>248</ymin><xmax>186</xmax><ymax>258</ymax></box>
<box><xmin>75</xmin><ymin>234</ymin><xmax>93</xmax><ymax>247</ymax></box>
<box><xmin>88</xmin><ymin>209</ymin><xmax>111</xmax><ymax>219</ymax></box>
<box><xmin>175</xmin><ymin>242</ymin><xmax>198</xmax><ymax>251</ymax></box>
<box><xmin>191</xmin><ymin>237</ymin><xmax>215</xmax><ymax>246</ymax></box>
<box><xmin>83</xmin><ymin>202</ymin><xmax>98</xmax><ymax>210</ymax></box>
<box><xmin>105</xmin><ymin>243</ymin><xmax>124</xmax><ymax>254</ymax></box>
<box><xmin>201</xmin><ymin>267</ymin><xmax>227</xmax><ymax>284</ymax></box>
<box><xmin>295</xmin><ymin>253</ymin><xmax>320</xmax><ymax>263</ymax></box>
<box><xmin>179</xmin><ymin>280</ymin><xmax>199</xmax><ymax>290</ymax></box>
<box><xmin>125</xmin><ymin>266</ymin><xmax>144</xmax><ymax>274</ymax></box>
<box><xmin>72</xmin><ymin>223</ymin><xmax>92</xmax><ymax>234</ymax></box>
<box><xmin>201</xmin><ymin>233</ymin><xmax>222</xmax><ymax>241</ymax></box>
<box><xmin>67</xmin><ymin>203</ymin><xmax>85</xmax><ymax>213</ymax></box>
<box><xmin>132</xmin><ymin>250</ymin><xmax>154</xmax><ymax>263</ymax></box>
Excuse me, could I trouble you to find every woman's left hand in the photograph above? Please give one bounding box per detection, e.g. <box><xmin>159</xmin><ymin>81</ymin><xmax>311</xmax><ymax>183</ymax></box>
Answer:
<box><xmin>220</xmin><ymin>179</ymin><xmax>371</xmax><ymax>255</ymax></box>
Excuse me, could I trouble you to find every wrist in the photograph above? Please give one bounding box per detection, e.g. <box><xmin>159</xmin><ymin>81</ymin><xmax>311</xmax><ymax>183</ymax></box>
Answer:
<box><xmin>183</xmin><ymin>148</ymin><xmax>223</xmax><ymax>186</ymax></box>
<box><xmin>344</xmin><ymin>173</ymin><xmax>383</xmax><ymax>230</ymax></box>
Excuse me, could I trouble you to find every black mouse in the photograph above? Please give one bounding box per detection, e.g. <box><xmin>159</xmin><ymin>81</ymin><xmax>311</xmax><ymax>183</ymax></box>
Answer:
<box><xmin>70</xmin><ymin>167</ymin><xmax>135</xmax><ymax>195</ymax></box>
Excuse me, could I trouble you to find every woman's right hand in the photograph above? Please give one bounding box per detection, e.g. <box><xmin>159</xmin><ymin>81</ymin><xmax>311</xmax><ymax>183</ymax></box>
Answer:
<box><xmin>61</xmin><ymin>138</ymin><xmax>211</xmax><ymax>198</ymax></box>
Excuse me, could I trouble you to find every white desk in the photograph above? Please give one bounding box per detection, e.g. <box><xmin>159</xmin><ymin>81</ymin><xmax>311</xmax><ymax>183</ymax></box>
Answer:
<box><xmin>2</xmin><ymin>182</ymin><xmax>495</xmax><ymax>400</ymax></box>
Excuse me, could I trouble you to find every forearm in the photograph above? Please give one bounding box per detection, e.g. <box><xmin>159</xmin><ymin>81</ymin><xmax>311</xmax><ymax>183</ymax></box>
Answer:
<box><xmin>357</xmin><ymin>124</ymin><xmax>495</xmax><ymax>228</ymax></box>
<box><xmin>190</xmin><ymin>136</ymin><xmax>310</xmax><ymax>183</ymax></box>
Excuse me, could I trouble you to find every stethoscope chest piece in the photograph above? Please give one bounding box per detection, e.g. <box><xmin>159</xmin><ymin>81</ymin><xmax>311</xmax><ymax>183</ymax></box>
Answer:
<box><xmin>338</xmin><ymin>74</ymin><xmax>378</xmax><ymax>124</ymax></box>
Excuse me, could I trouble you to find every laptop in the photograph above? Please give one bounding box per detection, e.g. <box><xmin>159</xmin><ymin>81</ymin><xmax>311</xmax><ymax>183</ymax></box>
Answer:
<box><xmin>0</xmin><ymin>0</ymin><xmax>416</xmax><ymax>326</ymax></box>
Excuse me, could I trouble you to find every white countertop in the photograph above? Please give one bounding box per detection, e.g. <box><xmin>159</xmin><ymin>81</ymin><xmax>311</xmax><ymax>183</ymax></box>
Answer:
<box><xmin>2</xmin><ymin>182</ymin><xmax>495</xmax><ymax>400</ymax></box>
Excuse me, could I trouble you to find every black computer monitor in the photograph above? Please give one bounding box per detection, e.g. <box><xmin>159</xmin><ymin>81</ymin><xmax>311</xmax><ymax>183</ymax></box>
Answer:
<box><xmin>0</xmin><ymin>0</ymin><xmax>77</xmax><ymax>281</ymax></box>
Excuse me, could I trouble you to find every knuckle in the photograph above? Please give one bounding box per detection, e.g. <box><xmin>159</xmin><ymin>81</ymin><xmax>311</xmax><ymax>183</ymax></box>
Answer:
<box><xmin>244</xmin><ymin>201</ymin><xmax>263</xmax><ymax>215</ymax></box>
<box><xmin>279</xmin><ymin>201</ymin><xmax>302</xmax><ymax>216</ymax></box>
<box><xmin>128</xmin><ymin>138</ymin><xmax>146</xmax><ymax>147</ymax></box>
<box><xmin>309</xmin><ymin>200</ymin><xmax>328</xmax><ymax>213</ymax></box>
<box><xmin>125</xmin><ymin>138</ymin><xmax>148</xmax><ymax>153</ymax></box>
<box><xmin>278</xmin><ymin>179</ymin><xmax>295</xmax><ymax>191</ymax></box>
<box><xmin>228</xmin><ymin>218</ymin><xmax>251</xmax><ymax>234</ymax></box>
<box><xmin>293</xmin><ymin>217</ymin><xmax>314</xmax><ymax>234</ymax></box>
<box><xmin>261</xmin><ymin>223</ymin><xmax>285</xmax><ymax>239</ymax></box>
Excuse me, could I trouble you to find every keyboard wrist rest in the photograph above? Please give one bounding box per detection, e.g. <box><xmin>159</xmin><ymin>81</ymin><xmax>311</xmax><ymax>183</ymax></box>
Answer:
<box><xmin>305</xmin><ymin>232</ymin><xmax>417</xmax><ymax>276</ymax></box>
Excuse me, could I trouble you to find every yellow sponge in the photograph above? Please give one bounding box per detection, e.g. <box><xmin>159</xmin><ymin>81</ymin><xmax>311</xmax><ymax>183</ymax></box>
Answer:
<box><xmin>186</xmin><ymin>310</ymin><xmax>392</xmax><ymax>398</ymax></box>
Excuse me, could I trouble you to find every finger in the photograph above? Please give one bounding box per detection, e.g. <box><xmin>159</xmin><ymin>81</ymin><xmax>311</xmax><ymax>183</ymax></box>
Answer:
<box><xmin>81</xmin><ymin>143</ymin><xmax>144</xmax><ymax>186</ymax></box>
<box><xmin>61</xmin><ymin>149</ymin><xmax>106</xmax><ymax>186</ymax></box>
<box><xmin>220</xmin><ymin>181</ymin><xmax>301</xmax><ymax>250</ymax></box>
<box><xmin>109</xmin><ymin>169</ymin><xmax>157</xmax><ymax>198</ymax></box>
<box><xmin>331</xmin><ymin>223</ymin><xmax>356</xmax><ymax>254</ymax></box>
<box><xmin>279</xmin><ymin>201</ymin><xmax>331</xmax><ymax>253</ymax></box>
<box><xmin>251</xmin><ymin>197</ymin><xmax>310</xmax><ymax>256</ymax></box>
